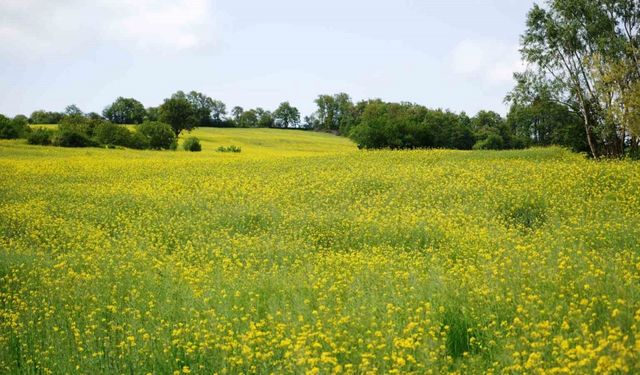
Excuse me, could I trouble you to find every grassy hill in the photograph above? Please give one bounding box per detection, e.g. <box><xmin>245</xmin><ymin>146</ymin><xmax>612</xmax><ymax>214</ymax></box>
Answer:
<box><xmin>22</xmin><ymin>126</ymin><xmax>356</xmax><ymax>157</ymax></box>
<box><xmin>1</xmin><ymin>130</ymin><xmax>639</xmax><ymax>373</ymax></box>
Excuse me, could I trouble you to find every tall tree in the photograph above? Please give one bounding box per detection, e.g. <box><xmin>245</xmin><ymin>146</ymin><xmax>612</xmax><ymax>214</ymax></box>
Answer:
<box><xmin>273</xmin><ymin>102</ymin><xmax>300</xmax><ymax>128</ymax></box>
<box><xmin>103</xmin><ymin>97</ymin><xmax>146</xmax><ymax>124</ymax></box>
<box><xmin>314</xmin><ymin>93</ymin><xmax>354</xmax><ymax>133</ymax></box>
<box><xmin>255</xmin><ymin>108</ymin><xmax>274</xmax><ymax>128</ymax></box>
<box><xmin>171</xmin><ymin>90</ymin><xmax>227</xmax><ymax>126</ymax></box>
<box><xmin>65</xmin><ymin>104</ymin><xmax>83</xmax><ymax>117</ymax></box>
<box><xmin>237</xmin><ymin>109</ymin><xmax>258</xmax><ymax>128</ymax></box>
<box><xmin>517</xmin><ymin>0</ymin><xmax>640</xmax><ymax>157</ymax></box>
<box><xmin>158</xmin><ymin>97</ymin><xmax>198</xmax><ymax>137</ymax></box>
<box><xmin>231</xmin><ymin>106</ymin><xmax>244</xmax><ymax>125</ymax></box>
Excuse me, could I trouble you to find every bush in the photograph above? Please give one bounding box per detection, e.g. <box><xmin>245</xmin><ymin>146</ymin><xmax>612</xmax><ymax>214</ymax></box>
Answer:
<box><xmin>93</xmin><ymin>122</ymin><xmax>134</xmax><ymax>147</ymax></box>
<box><xmin>127</xmin><ymin>132</ymin><xmax>150</xmax><ymax>150</ymax></box>
<box><xmin>27</xmin><ymin>128</ymin><xmax>54</xmax><ymax>145</ymax></box>
<box><xmin>183</xmin><ymin>137</ymin><xmax>202</xmax><ymax>152</ymax></box>
<box><xmin>52</xmin><ymin>130</ymin><xmax>98</xmax><ymax>147</ymax></box>
<box><xmin>0</xmin><ymin>115</ymin><xmax>29</xmax><ymax>139</ymax></box>
<box><xmin>137</xmin><ymin>121</ymin><xmax>176</xmax><ymax>150</ymax></box>
<box><xmin>473</xmin><ymin>133</ymin><xmax>504</xmax><ymax>150</ymax></box>
<box><xmin>58</xmin><ymin>115</ymin><xmax>101</xmax><ymax>138</ymax></box>
<box><xmin>216</xmin><ymin>145</ymin><xmax>241</xmax><ymax>153</ymax></box>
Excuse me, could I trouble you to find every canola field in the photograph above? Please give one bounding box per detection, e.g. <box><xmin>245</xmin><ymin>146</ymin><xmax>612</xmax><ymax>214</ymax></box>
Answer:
<box><xmin>1</xmin><ymin>129</ymin><xmax>640</xmax><ymax>374</ymax></box>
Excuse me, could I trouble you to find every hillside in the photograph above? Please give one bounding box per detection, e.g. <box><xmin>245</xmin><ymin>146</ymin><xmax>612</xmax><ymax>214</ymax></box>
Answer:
<box><xmin>1</xmin><ymin>132</ymin><xmax>639</xmax><ymax>374</ymax></box>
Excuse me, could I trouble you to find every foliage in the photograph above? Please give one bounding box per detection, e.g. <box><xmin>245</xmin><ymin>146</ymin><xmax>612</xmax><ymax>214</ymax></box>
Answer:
<box><xmin>172</xmin><ymin>91</ymin><xmax>226</xmax><ymax>127</ymax></box>
<box><xmin>273</xmin><ymin>102</ymin><xmax>300</xmax><ymax>128</ymax></box>
<box><xmin>93</xmin><ymin>122</ymin><xmax>135</xmax><ymax>147</ymax></box>
<box><xmin>145</xmin><ymin>106</ymin><xmax>159</xmax><ymax>122</ymax></box>
<box><xmin>103</xmin><ymin>97</ymin><xmax>146</xmax><ymax>124</ymax></box>
<box><xmin>64</xmin><ymin>104</ymin><xmax>83</xmax><ymax>116</ymax></box>
<box><xmin>58</xmin><ymin>115</ymin><xmax>102</xmax><ymax>138</ymax></box>
<box><xmin>506</xmin><ymin>94</ymin><xmax>588</xmax><ymax>153</ymax></box>
<box><xmin>0</xmin><ymin>115</ymin><xmax>29</xmax><ymax>139</ymax></box>
<box><xmin>514</xmin><ymin>0</ymin><xmax>640</xmax><ymax>157</ymax></box>
<box><xmin>137</xmin><ymin>121</ymin><xmax>176</xmax><ymax>150</ymax></box>
<box><xmin>51</xmin><ymin>129</ymin><xmax>97</xmax><ymax>147</ymax></box>
<box><xmin>216</xmin><ymin>145</ymin><xmax>241</xmax><ymax>153</ymax></box>
<box><xmin>182</xmin><ymin>137</ymin><xmax>202</xmax><ymax>152</ymax></box>
<box><xmin>30</xmin><ymin>110</ymin><xmax>64</xmax><ymax>124</ymax></box>
<box><xmin>255</xmin><ymin>108</ymin><xmax>275</xmax><ymax>128</ymax></box>
<box><xmin>127</xmin><ymin>131</ymin><xmax>151</xmax><ymax>150</ymax></box>
<box><xmin>350</xmin><ymin>101</ymin><xmax>507</xmax><ymax>150</ymax></box>
<box><xmin>27</xmin><ymin>128</ymin><xmax>54</xmax><ymax>145</ymax></box>
<box><xmin>314</xmin><ymin>93</ymin><xmax>355</xmax><ymax>133</ymax></box>
<box><xmin>158</xmin><ymin>96</ymin><xmax>198</xmax><ymax>137</ymax></box>
<box><xmin>473</xmin><ymin>133</ymin><xmax>504</xmax><ymax>150</ymax></box>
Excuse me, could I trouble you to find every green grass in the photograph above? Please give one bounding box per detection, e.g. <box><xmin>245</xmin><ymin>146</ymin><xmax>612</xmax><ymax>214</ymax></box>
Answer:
<box><xmin>26</xmin><ymin>125</ymin><xmax>356</xmax><ymax>157</ymax></box>
<box><xmin>1</xmin><ymin>130</ymin><xmax>639</xmax><ymax>374</ymax></box>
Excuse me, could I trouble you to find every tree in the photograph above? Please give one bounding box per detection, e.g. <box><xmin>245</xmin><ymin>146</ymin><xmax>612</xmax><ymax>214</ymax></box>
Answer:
<box><xmin>273</xmin><ymin>102</ymin><xmax>300</xmax><ymax>128</ymax></box>
<box><xmin>471</xmin><ymin>111</ymin><xmax>521</xmax><ymax>149</ymax></box>
<box><xmin>137</xmin><ymin>121</ymin><xmax>176</xmax><ymax>149</ymax></box>
<box><xmin>145</xmin><ymin>107</ymin><xmax>159</xmax><ymax>121</ymax></box>
<box><xmin>506</xmin><ymin>93</ymin><xmax>587</xmax><ymax>152</ymax></box>
<box><xmin>517</xmin><ymin>0</ymin><xmax>640</xmax><ymax>157</ymax></box>
<box><xmin>170</xmin><ymin>90</ymin><xmax>227</xmax><ymax>126</ymax></box>
<box><xmin>237</xmin><ymin>109</ymin><xmax>259</xmax><ymax>128</ymax></box>
<box><xmin>158</xmin><ymin>97</ymin><xmax>198</xmax><ymax>137</ymax></box>
<box><xmin>209</xmin><ymin>100</ymin><xmax>227</xmax><ymax>126</ymax></box>
<box><xmin>30</xmin><ymin>110</ymin><xmax>64</xmax><ymax>124</ymax></box>
<box><xmin>103</xmin><ymin>97</ymin><xmax>146</xmax><ymax>124</ymax></box>
<box><xmin>255</xmin><ymin>108</ymin><xmax>274</xmax><ymax>128</ymax></box>
<box><xmin>314</xmin><ymin>93</ymin><xmax>355</xmax><ymax>133</ymax></box>
<box><xmin>231</xmin><ymin>106</ymin><xmax>244</xmax><ymax>126</ymax></box>
<box><xmin>0</xmin><ymin>114</ymin><xmax>29</xmax><ymax>139</ymax></box>
<box><xmin>349</xmin><ymin>101</ymin><xmax>432</xmax><ymax>149</ymax></box>
<box><xmin>65</xmin><ymin>104</ymin><xmax>83</xmax><ymax>116</ymax></box>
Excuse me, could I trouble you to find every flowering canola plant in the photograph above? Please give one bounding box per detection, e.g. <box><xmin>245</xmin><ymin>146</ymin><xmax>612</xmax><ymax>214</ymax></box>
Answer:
<box><xmin>1</xmin><ymin>131</ymin><xmax>639</xmax><ymax>374</ymax></box>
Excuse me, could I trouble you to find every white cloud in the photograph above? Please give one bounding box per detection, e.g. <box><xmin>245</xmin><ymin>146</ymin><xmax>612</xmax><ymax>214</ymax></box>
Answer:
<box><xmin>0</xmin><ymin>0</ymin><xmax>219</xmax><ymax>58</ymax></box>
<box><xmin>450</xmin><ymin>39</ymin><xmax>524</xmax><ymax>85</ymax></box>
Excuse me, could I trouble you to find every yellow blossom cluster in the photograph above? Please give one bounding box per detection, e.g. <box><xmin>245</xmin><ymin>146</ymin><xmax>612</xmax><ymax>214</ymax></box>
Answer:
<box><xmin>1</xmin><ymin>134</ymin><xmax>639</xmax><ymax>374</ymax></box>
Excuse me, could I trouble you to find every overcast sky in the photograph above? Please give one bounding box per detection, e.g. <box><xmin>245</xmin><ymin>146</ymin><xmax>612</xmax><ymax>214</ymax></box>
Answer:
<box><xmin>0</xmin><ymin>0</ymin><xmax>535</xmax><ymax>118</ymax></box>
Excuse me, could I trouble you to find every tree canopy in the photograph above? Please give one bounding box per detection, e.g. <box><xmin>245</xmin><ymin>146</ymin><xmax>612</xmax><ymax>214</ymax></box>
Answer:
<box><xmin>103</xmin><ymin>97</ymin><xmax>146</xmax><ymax>124</ymax></box>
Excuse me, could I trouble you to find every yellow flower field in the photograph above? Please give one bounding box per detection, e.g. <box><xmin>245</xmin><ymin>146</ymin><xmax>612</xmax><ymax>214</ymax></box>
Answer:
<box><xmin>1</xmin><ymin>129</ymin><xmax>639</xmax><ymax>374</ymax></box>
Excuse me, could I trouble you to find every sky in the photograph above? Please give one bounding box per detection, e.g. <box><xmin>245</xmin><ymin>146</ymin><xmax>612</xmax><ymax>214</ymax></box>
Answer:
<box><xmin>0</xmin><ymin>0</ymin><xmax>536</xmax><ymax>118</ymax></box>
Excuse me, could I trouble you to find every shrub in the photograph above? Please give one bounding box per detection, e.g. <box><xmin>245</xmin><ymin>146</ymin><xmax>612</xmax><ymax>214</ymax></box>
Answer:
<box><xmin>137</xmin><ymin>121</ymin><xmax>176</xmax><ymax>150</ymax></box>
<box><xmin>27</xmin><ymin>128</ymin><xmax>54</xmax><ymax>145</ymax></box>
<box><xmin>58</xmin><ymin>115</ymin><xmax>100</xmax><ymax>138</ymax></box>
<box><xmin>52</xmin><ymin>130</ymin><xmax>98</xmax><ymax>147</ymax></box>
<box><xmin>127</xmin><ymin>132</ymin><xmax>150</xmax><ymax>150</ymax></box>
<box><xmin>473</xmin><ymin>133</ymin><xmax>504</xmax><ymax>150</ymax></box>
<box><xmin>0</xmin><ymin>115</ymin><xmax>29</xmax><ymax>139</ymax></box>
<box><xmin>183</xmin><ymin>137</ymin><xmax>202</xmax><ymax>152</ymax></box>
<box><xmin>216</xmin><ymin>145</ymin><xmax>241</xmax><ymax>153</ymax></box>
<box><xmin>93</xmin><ymin>122</ymin><xmax>134</xmax><ymax>147</ymax></box>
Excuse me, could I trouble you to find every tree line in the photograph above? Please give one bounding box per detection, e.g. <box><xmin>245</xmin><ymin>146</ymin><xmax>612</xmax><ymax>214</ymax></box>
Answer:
<box><xmin>0</xmin><ymin>88</ymin><xmax>596</xmax><ymax>153</ymax></box>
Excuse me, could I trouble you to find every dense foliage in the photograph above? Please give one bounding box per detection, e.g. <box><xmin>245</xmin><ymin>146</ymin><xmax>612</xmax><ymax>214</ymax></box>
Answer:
<box><xmin>509</xmin><ymin>0</ymin><xmax>640</xmax><ymax>158</ymax></box>
<box><xmin>0</xmin><ymin>114</ymin><xmax>29</xmax><ymax>139</ymax></box>
<box><xmin>26</xmin><ymin>128</ymin><xmax>54</xmax><ymax>145</ymax></box>
<box><xmin>103</xmin><ymin>97</ymin><xmax>146</xmax><ymax>124</ymax></box>
<box><xmin>182</xmin><ymin>136</ymin><xmax>202</xmax><ymax>152</ymax></box>
<box><xmin>137</xmin><ymin>121</ymin><xmax>177</xmax><ymax>150</ymax></box>
<box><xmin>158</xmin><ymin>97</ymin><xmax>198</xmax><ymax>137</ymax></box>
